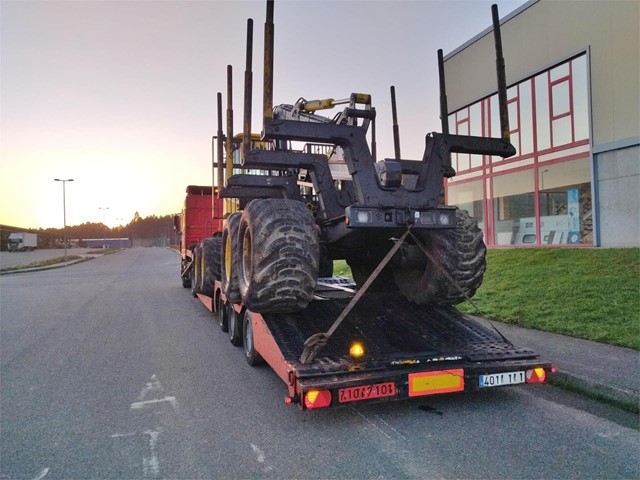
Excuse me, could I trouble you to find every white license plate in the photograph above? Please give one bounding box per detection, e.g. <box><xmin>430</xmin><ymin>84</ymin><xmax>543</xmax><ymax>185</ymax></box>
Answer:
<box><xmin>479</xmin><ymin>371</ymin><xmax>525</xmax><ymax>388</ymax></box>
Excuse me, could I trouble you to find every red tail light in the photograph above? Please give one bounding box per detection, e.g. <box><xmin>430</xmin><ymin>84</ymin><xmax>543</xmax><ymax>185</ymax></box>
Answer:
<box><xmin>526</xmin><ymin>367</ymin><xmax>547</xmax><ymax>384</ymax></box>
<box><xmin>304</xmin><ymin>390</ymin><xmax>332</xmax><ymax>409</ymax></box>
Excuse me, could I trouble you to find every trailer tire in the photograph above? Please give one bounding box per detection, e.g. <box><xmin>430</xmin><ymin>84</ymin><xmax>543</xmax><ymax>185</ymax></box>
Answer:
<box><xmin>394</xmin><ymin>208</ymin><xmax>486</xmax><ymax>305</ymax></box>
<box><xmin>191</xmin><ymin>246</ymin><xmax>202</xmax><ymax>297</ymax></box>
<box><xmin>181</xmin><ymin>257</ymin><xmax>192</xmax><ymax>288</ymax></box>
<box><xmin>237</xmin><ymin>199</ymin><xmax>319</xmax><ymax>313</ymax></box>
<box><xmin>201</xmin><ymin>237</ymin><xmax>221</xmax><ymax>297</ymax></box>
<box><xmin>221</xmin><ymin>214</ymin><xmax>242</xmax><ymax>304</ymax></box>
<box><xmin>228</xmin><ymin>305</ymin><xmax>243</xmax><ymax>346</ymax></box>
<box><xmin>217</xmin><ymin>295</ymin><xmax>228</xmax><ymax>332</ymax></box>
<box><xmin>242</xmin><ymin>310</ymin><xmax>264</xmax><ymax>366</ymax></box>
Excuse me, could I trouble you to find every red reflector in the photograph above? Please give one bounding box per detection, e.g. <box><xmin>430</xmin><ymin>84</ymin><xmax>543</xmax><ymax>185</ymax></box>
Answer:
<box><xmin>304</xmin><ymin>390</ymin><xmax>332</xmax><ymax>409</ymax></box>
<box><xmin>526</xmin><ymin>367</ymin><xmax>547</xmax><ymax>384</ymax></box>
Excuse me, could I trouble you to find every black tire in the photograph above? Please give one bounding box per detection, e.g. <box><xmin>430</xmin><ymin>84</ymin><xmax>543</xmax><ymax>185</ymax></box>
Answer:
<box><xmin>346</xmin><ymin>245</ymin><xmax>397</xmax><ymax>292</ymax></box>
<box><xmin>318</xmin><ymin>243</ymin><xmax>333</xmax><ymax>278</ymax></box>
<box><xmin>394</xmin><ymin>208</ymin><xmax>486</xmax><ymax>305</ymax></box>
<box><xmin>221</xmin><ymin>214</ymin><xmax>242</xmax><ymax>304</ymax></box>
<box><xmin>190</xmin><ymin>247</ymin><xmax>201</xmax><ymax>297</ymax></box>
<box><xmin>217</xmin><ymin>294</ymin><xmax>229</xmax><ymax>332</ymax></box>
<box><xmin>201</xmin><ymin>237</ymin><xmax>221</xmax><ymax>297</ymax></box>
<box><xmin>181</xmin><ymin>258</ymin><xmax>192</xmax><ymax>288</ymax></box>
<box><xmin>228</xmin><ymin>305</ymin><xmax>243</xmax><ymax>346</ymax></box>
<box><xmin>237</xmin><ymin>199</ymin><xmax>319</xmax><ymax>313</ymax></box>
<box><xmin>242</xmin><ymin>310</ymin><xmax>264</xmax><ymax>366</ymax></box>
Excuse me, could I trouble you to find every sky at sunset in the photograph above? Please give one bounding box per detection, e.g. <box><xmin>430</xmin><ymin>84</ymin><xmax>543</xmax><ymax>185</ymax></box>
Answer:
<box><xmin>1</xmin><ymin>0</ymin><xmax>525</xmax><ymax>229</ymax></box>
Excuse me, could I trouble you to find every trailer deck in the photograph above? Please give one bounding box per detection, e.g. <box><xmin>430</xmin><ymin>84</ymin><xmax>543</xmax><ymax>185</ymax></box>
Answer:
<box><xmin>210</xmin><ymin>279</ymin><xmax>552</xmax><ymax>409</ymax></box>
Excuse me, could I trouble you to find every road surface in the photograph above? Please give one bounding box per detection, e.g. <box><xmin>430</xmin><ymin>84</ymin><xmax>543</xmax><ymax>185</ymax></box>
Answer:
<box><xmin>1</xmin><ymin>247</ymin><xmax>638</xmax><ymax>479</ymax></box>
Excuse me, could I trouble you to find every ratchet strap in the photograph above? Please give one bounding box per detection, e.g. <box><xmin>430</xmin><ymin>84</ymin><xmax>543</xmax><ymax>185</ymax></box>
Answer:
<box><xmin>300</xmin><ymin>228</ymin><xmax>411</xmax><ymax>365</ymax></box>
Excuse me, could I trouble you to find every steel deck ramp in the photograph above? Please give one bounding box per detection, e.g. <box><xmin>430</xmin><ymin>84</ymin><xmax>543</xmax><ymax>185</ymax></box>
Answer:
<box><xmin>262</xmin><ymin>292</ymin><xmax>537</xmax><ymax>377</ymax></box>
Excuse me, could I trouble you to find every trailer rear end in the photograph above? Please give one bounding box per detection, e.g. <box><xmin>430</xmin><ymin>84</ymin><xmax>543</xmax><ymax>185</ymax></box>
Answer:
<box><xmin>208</xmin><ymin>280</ymin><xmax>552</xmax><ymax>410</ymax></box>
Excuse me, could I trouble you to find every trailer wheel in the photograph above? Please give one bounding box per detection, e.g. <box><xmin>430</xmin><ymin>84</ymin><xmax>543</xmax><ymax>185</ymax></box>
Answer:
<box><xmin>242</xmin><ymin>311</ymin><xmax>264</xmax><ymax>366</ymax></box>
<box><xmin>228</xmin><ymin>305</ymin><xmax>243</xmax><ymax>346</ymax></box>
<box><xmin>181</xmin><ymin>258</ymin><xmax>192</xmax><ymax>288</ymax></box>
<box><xmin>201</xmin><ymin>237</ymin><xmax>221</xmax><ymax>297</ymax></box>
<box><xmin>237</xmin><ymin>199</ymin><xmax>319</xmax><ymax>313</ymax></box>
<box><xmin>394</xmin><ymin>208</ymin><xmax>486</xmax><ymax>304</ymax></box>
<box><xmin>191</xmin><ymin>246</ymin><xmax>202</xmax><ymax>297</ymax></box>
<box><xmin>217</xmin><ymin>294</ymin><xmax>229</xmax><ymax>333</ymax></box>
<box><xmin>221</xmin><ymin>214</ymin><xmax>242</xmax><ymax>304</ymax></box>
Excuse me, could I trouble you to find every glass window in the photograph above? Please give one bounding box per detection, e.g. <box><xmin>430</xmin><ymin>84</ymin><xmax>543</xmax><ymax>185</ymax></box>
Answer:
<box><xmin>519</xmin><ymin>80</ymin><xmax>534</xmax><ymax>155</ymax></box>
<box><xmin>552</xmin><ymin>115</ymin><xmax>572</xmax><ymax>146</ymax></box>
<box><xmin>538</xmin><ymin>157</ymin><xmax>592</xmax><ymax>244</ymax></box>
<box><xmin>572</xmin><ymin>55</ymin><xmax>590</xmax><ymax>141</ymax></box>
<box><xmin>470</xmin><ymin>103</ymin><xmax>482</xmax><ymax>137</ymax></box>
<box><xmin>552</xmin><ymin>81</ymin><xmax>571</xmax><ymax>117</ymax></box>
<box><xmin>534</xmin><ymin>75</ymin><xmax>551</xmax><ymax>151</ymax></box>
<box><xmin>448</xmin><ymin>180</ymin><xmax>484</xmax><ymax>230</ymax></box>
<box><xmin>550</xmin><ymin>62</ymin><xmax>570</xmax><ymax>81</ymax></box>
<box><xmin>492</xmin><ymin>170</ymin><xmax>535</xmax><ymax>245</ymax></box>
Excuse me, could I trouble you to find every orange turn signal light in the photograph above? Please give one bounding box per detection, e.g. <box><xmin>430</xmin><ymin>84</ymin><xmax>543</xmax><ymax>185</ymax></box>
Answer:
<box><xmin>304</xmin><ymin>390</ymin><xmax>332</xmax><ymax>409</ymax></box>
<box><xmin>525</xmin><ymin>367</ymin><xmax>547</xmax><ymax>384</ymax></box>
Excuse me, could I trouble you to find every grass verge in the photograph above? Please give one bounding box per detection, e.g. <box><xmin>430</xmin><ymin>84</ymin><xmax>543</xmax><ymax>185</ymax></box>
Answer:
<box><xmin>335</xmin><ymin>248</ymin><xmax>639</xmax><ymax>349</ymax></box>
<box><xmin>0</xmin><ymin>255</ymin><xmax>84</xmax><ymax>272</ymax></box>
<box><xmin>458</xmin><ymin>248</ymin><xmax>639</xmax><ymax>349</ymax></box>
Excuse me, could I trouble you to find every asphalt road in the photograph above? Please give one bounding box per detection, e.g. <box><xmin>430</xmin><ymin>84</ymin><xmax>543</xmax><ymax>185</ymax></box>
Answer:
<box><xmin>1</xmin><ymin>247</ymin><xmax>638</xmax><ymax>479</ymax></box>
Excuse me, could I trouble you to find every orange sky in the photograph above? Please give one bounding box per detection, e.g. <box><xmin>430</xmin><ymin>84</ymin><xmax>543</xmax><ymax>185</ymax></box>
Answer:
<box><xmin>0</xmin><ymin>0</ymin><xmax>525</xmax><ymax>229</ymax></box>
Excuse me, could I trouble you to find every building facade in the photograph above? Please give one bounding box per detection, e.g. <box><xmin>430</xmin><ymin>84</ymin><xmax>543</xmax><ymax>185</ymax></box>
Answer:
<box><xmin>443</xmin><ymin>0</ymin><xmax>639</xmax><ymax>247</ymax></box>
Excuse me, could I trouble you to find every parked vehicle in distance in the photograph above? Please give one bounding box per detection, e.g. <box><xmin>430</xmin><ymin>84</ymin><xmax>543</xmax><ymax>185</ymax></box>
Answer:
<box><xmin>7</xmin><ymin>232</ymin><xmax>37</xmax><ymax>252</ymax></box>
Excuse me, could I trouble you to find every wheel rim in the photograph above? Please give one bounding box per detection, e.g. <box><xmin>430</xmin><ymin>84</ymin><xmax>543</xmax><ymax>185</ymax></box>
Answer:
<box><xmin>241</xmin><ymin>228</ymin><xmax>252</xmax><ymax>288</ymax></box>
<box><xmin>243</xmin><ymin>312</ymin><xmax>252</xmax><ymax>357</ymax></box>
<box><xmin>224</xmin><ymin>235</ymin><xmax>232</xmax><ymax>283</ymax></box>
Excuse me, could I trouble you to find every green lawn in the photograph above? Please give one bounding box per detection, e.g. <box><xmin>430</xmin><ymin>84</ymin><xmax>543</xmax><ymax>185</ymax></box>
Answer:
<box><xmin>334</xmin><ymin>248</ymin><xmax>640</xmax><ymax>349</ymax></box>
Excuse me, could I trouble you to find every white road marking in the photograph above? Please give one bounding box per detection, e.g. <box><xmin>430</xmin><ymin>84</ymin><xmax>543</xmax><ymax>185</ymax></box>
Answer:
<box><xmin>138</xmin><ymin>374</ymin><xmax>163</xmax><ymax>401</ymax></box>
<box><xmin>110</xmin><ymin>432</ymin><xmax>137</xmax><ymax>438</ymax></box>
<box><xmin>33</xmin><ymin>467</ymin><xmax>49</xmax><ymax>480</ymax></box>
<box><xmin>130</xmin><ymin>396</ymin><xmax>179</xmax><ymax>412</ymax></box>
<box><xmin>142</xmin><ymin>430</ymin><xmax>161</xmax><ymax>479</ymax></box>
<box><xmin>251</xmin><ymin>443</ymin><xmax>265</xmax><ymax>463</ymax></box>
<box><xmin>250</xmin><ymin>444</ymin><xmax>274</xmax><ymax>472</ymax></box>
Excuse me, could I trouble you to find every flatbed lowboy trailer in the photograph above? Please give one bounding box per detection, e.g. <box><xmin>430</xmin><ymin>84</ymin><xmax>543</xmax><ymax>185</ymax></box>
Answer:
<box><xmin>195</xmin><ymin>279</ymin><xmax>552</xmax><ymax>410</ymax></box>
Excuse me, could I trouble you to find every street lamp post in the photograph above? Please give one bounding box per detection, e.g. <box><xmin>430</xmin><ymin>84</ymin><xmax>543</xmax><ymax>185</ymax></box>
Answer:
<box><xmin>54</xmin><ymin>178</ymin><xmax>74</xmax><ymax>260</ymax></box>
<box><xmin>99</xmin><ymin>207</ymin><xmax>110</xmax><ymax>248</ymax></box>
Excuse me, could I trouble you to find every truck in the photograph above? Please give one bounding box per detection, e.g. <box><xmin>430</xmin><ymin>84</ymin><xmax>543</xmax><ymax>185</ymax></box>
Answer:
<box><xmin>7</xmin><ymin>232</ymin><xmax>37</xmax><ymax>252</ymax></box>
<box><xmin>177</xmin><ymin>1</ymin><xmax>553</xmax><ymax>410</ymax></box>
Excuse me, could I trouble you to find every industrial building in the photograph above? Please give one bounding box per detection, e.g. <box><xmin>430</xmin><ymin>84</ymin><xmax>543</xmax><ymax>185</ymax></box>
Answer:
<box><xmin>443</xmin><ymin>0</ymin><xmax>639</xmax><ymax>247</ymax></box>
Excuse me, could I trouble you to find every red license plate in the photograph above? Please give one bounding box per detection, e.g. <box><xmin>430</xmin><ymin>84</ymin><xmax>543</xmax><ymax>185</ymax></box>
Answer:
<box><xmin>338</xmin><ymin>382</ymin><xmax>397</xmax><ymax>403</ymax></box>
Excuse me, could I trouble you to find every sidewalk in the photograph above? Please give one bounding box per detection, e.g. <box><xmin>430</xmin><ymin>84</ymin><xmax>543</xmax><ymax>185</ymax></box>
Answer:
<box><xmin>473</xmin><ymin>316</ymin><xmax>639</xmax><ymax>411</ymax></box>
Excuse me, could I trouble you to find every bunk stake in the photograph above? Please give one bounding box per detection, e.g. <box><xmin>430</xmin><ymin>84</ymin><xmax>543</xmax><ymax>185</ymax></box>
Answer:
<box><xmin>300</xmin><ymin>228</ymin><xmax>411</xmax><ymax>365</ymax></box>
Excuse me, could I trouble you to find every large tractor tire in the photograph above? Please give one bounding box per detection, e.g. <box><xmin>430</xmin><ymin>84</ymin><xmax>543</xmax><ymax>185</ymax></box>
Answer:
<box><xmin>191</xmin><ymin>246</ymin><xmax>202</xmax><ymax>297</ymax></box>
<box><xmin>394</xmin><ymin>208</ymin><xmax>486</xmax><ymax>305</ymax></box>
<box><xmin>221</xmin><ymin>213</ymin><xmax>242</xmax><ymax>304</ymax></box>
<box><xmin>201</xmin><ymin>237</ymin><xmax>222</xmax><ymax>297</ymax></box>
<box><xmin>346</xmin><ymin>244</ymin><xmax>397</xmax><ymax>292</ymax></box>
<box><xmin>237</xmin><ymin>198</ymin><xmax>319</xmax><ymax>313</ymax></box>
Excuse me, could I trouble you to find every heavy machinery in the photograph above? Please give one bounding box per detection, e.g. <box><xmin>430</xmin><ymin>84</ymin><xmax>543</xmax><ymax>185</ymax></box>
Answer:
<box><xmin>178</xmin><ymin>1</ymin><xmax>552</xmax><ymax>410</ymax></box>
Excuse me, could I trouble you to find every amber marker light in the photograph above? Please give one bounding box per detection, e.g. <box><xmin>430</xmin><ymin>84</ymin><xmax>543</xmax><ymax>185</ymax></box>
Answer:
<box><xmin>349</xmin><ymin>342</ymin><xmax>365</xmax><ymax>358</ymax></box>
<box><xmin>525</xmin><ymin>367</ymin><xmax>547</xmax><ymax>384</ymax></box>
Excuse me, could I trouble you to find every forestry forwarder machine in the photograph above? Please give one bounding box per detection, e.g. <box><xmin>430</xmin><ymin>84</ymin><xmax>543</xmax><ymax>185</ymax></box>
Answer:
<box><xmin>214</xmin><ymin>3</ymin><xmax>515</xmax><ymax>320</ymax></box>
<box><xmin>178</xmin><ymin>2</ymin><xmax>552</xmax><ymax>410</ymax></box>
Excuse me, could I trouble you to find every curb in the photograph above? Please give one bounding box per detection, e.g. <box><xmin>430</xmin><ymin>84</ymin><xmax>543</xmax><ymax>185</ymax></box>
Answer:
<box><xmin>549</xmin><ymin>370</ymin><xmax>639</xmax><ymax>414</ymax></box>
<box><xmin>0</xmin><ymin>256</ymin><xmax>94</xmax><ymax>275</ymax></box>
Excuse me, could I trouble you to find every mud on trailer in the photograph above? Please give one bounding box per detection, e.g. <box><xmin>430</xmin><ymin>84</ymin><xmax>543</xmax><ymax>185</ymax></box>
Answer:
<box><xmin>176</xmin><ymin>1</ymin><xmax>553</xmax><ymax>410</ymax></box>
